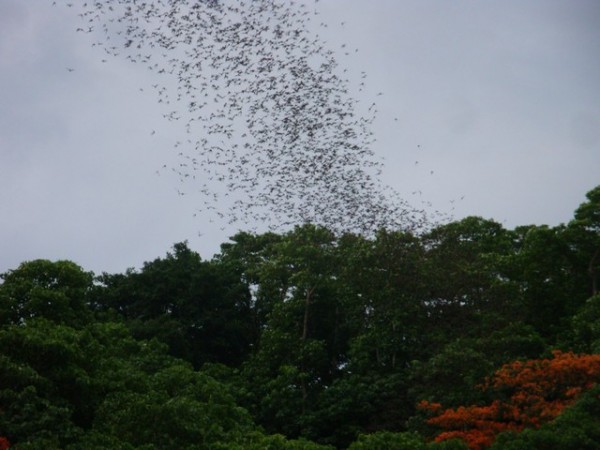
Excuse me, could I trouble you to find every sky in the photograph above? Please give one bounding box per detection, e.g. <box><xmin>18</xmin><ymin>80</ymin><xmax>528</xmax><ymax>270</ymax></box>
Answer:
<box><xmin>1</xmin><ymin>0</ymin><xmax>599</xmax><ymax>275</ymax></box>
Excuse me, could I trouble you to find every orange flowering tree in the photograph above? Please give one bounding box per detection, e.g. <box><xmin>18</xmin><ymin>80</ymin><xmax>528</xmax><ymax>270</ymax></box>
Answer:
<box><xmin>419</xmin><ymin>351</ymin><xmax>600</xmax><ymax>450</ymax></box>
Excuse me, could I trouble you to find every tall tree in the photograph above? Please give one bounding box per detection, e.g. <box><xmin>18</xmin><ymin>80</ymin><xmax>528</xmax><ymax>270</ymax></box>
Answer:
<box><xmin>95</xmin><ymin>242</ymin><xmax>254</xmax><ymax>367</ymax></box>
<box><xmin>420</xmin><ymin>217</ymin><xmax>518</xmax><ymax>346</ymax></box>
<box><xmin>0</xmin><ymin>259</ymin><xmax>93</xmax><ymax>327</ymax></box>
<box><xmin>571</xmin><ymin>185</ymin><xmax>600</xmax><ymax>296</ymax></box>
<box><xmin>339</xmin><ymin>230</ymin><xmax>427</xmax><ymax>372</ymax></box>
<box><xmin>508</xmin><ymin>224</ymin><xmax>589</xmax><ymax>339</ymax></box>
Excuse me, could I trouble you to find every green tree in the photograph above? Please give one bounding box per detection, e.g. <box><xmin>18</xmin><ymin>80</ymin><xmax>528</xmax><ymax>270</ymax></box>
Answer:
<box><xmin>239</xmin><ymin>225</ymin><xmax>352</xmax><ymax>443</ymax></box>
<box><xmin>570</xmin><ymin>185</ymin><xmax>600</xmax><ymax>296</ymax></box>
<box><xmin>214</xmin><ymin>432</ymin><xmax>335</xmax><ymax>449</ymax></box>
<box><xmin>0</xmin><ymin>315</ymin><xmax>267</xmax><ymax>449</ymax></box>
<box><xmin>95</xmin><ymin>242</ymin><xmax>254</xmax><ymax>367</ymax></box>
<box><xmin>348</xmin><ymin>431</ymin><xmax>427</xmax><ymax>450</ymax></box>
<box><xmin>0</xmin><ymin>319</ymin><xmax>96</xmax><ymax>432</ymax></box>
<box><xmin>217</xmin><ymin>230</ymin><xmax>285</xmax><ymax>333</ymax></box>
<box><xmin>339</xmin><ymin>230</ymin><xmax>427</xmax><ymax>373</ymax></box>
<box><xmin>420</xmin><ymin>217</ymin><xmax>518</xmax><ymax>347</ymax></box>
<box><xmin>0</xmin><ymin>259</ymin><xmax>93</xmax><ymax>327</ymax></box>
<box><xmin>567</xmin><ymin>294</ymin><xmax>600</xmax><ymax>353</ymax></box>
<box><xmin>94</xmin><ymin>364</ymin><xmax>255</xmax><ymax>449</ymax></box>
<box><xmin>508</xmin><ymin>224</ymin><xmax>589</xmax><ymax>339</ymax></box>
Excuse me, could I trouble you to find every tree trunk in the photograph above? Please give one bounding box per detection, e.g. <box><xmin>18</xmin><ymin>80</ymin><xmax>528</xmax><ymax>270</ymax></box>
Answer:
<box><xmin>590</xmin><ymin>246</ymin><xmax>600</xmax><ymax>296</ymax></box>
<box><xmin>302</xmin><ymin>287</ymin><xmax>314</xmax><ymax>340</ymax></box>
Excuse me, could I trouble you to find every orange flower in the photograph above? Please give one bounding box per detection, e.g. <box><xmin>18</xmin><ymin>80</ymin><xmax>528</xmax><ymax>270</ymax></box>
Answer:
<box><xmin>419</xmin><ymin>351</ymin><xmax>600</xmax><ymax>449</ymax></box>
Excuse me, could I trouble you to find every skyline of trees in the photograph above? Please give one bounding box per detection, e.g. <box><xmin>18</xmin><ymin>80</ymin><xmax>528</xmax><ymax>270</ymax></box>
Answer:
<box><xmin>1</xmin><ymin>185</ymin><xmax>599</xmax><ymax>449</ymax></box>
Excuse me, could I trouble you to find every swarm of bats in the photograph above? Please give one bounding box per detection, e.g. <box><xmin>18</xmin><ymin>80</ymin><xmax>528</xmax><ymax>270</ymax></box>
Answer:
<box><xmin>58</xmin><ymin>0</ymin><xmax>428</xmax><ymax>234</ymax></box>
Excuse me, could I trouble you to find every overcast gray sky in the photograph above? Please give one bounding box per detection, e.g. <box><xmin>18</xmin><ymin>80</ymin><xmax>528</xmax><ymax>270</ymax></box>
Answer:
<box><xmin>1</xmin><ymin>0</ymin><xmax>599</xmax><ymax>275</ymax></box>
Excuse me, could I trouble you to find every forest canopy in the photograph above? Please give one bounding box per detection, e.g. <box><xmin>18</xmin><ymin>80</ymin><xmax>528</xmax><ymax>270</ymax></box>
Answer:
<box><xmin>1</xmin><ymin>185</ymin><xmax>599</xmax><ymax>449</ymax></box>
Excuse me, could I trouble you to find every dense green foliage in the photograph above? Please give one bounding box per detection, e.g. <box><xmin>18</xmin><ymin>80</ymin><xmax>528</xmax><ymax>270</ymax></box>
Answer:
<box><xmin>1</xmin><ymin>186</ymin><xmax>599</xmax><ymax>449</ymax></box>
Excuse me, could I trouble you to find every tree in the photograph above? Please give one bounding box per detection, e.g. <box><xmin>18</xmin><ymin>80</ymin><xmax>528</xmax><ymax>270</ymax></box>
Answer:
<box><xmin>214</xmin><ymin>432</ymin><xmax>335</xmax><ymax>450</ymax></box>
<box><xmin>0</xmin><ymin>319</ymin><xmax>94</xmax><ymax>446</ymax></box>
<box><xmin>409</xmin><ymin>323</ymin><xmax>547</xmax><ymax>408</ymax></box>
<box><xmin>94</xmin><ymin>364</ymin><xmax>256</xmax><ymax>449</ymax></box>
<box><xmin>0</xmin><ymin>259</ymin><xmax>93</xmax><ymax>327</ymax></box>
<box><xmin>95</xmin><ymin>242</ymin><xmax>254</xmax><ymax>367</ymax></box>
<box><xmin>489</xmin><ymin>385</ymin><xmax>600</xmax><ymax>450</ymax></box>
<box><xmin>238</xmin><ymin>226</ymin><xmax>344</xmax><ymax>439</ymax></box>
<box><xmin>0</xmin><ymin>314</ymin><xmax>268</xmax><ymax>449</ymax></box>
<box><xmin>348</xmin><ymin>431</ymin><xmax>427</xmax><ymax>450</ymax></box>
<box><xmin>420</xmin><ymin>217</ymin><xmax>518</xmax><ymax>346</ymax></box>
<box><xmin>340</xmin><ymin>230</ymin><xmax>427</xmax><ymax>373</ymax></box>
<box><xmin>420</xmin><ymin>351</ymin><xmax>600</xmax><ymax>450</ymax></box>
<box><xmin>217</xmin><ymin>230</ymin><xmax>284</xmax><ymax>336</ymax></box>
<box><xmin>506</xmin><ymin>224</ymin><xmax>589</xmax><ymax>339</ymax></box>
<box><xmin>571</xmin><ymin>185</ymin><xmax>600</xmax><ymax>296</ymax></box>
<box><xmin>568</xmin><ymin>294</ymin><xmax>600</xmax><ymax>353</ymax></box>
